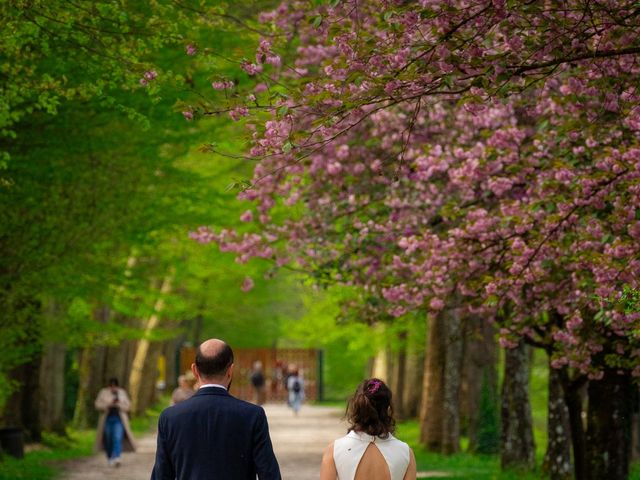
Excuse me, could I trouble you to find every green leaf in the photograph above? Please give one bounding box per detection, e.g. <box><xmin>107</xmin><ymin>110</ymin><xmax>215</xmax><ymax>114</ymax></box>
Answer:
<box><xmin>312</xmin><ymin>15</ymin><xmax>323</xmax><ymax>28</ymax></box>
<box><xmin>282</xmin><ymin>141</ymin><xmax>293</xmax><ymax>153</ymax></box>
<box><xmin>277</xmin><ymin>105</ymin><xmax>289</xmax><ymax>117</ymax></box>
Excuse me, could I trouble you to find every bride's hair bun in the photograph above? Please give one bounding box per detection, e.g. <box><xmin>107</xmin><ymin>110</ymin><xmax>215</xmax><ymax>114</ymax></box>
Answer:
<box><xmin>345</xmin><ymin>378</ymin><xmax>395</xmax><ymax>438</ymax></box>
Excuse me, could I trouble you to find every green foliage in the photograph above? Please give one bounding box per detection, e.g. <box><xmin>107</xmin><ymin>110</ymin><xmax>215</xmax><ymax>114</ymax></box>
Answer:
<box><xmin>529</xmin><ymin>349</ymin><xmax>549</xmax><ymax>456</ymax></box>
<box><xmin>280</xmin><ymin>286</ymin><xmax>374</xmax><ymax>400</ymax></box>
<box><xmin>0</xmin><ymin>430</ymin><xmax>93</xmax><ymax>480</ymax></box>
<box><xmin>476</xmin><ymin>370</ymin><xmax>500</xmax><ymax>455</ymax></box>
<box><xmin>0</xmin><ymin>1</ymin><xmax>285</xmax><ymax>410</ymax></box>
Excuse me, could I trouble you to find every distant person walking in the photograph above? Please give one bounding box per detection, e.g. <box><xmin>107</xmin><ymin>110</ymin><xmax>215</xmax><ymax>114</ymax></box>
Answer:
<box><xmin>250</xmin><ymin>361</ymin><xmax>267</xmax><ymax>405</ymax></box>
<box><xmin>320</xmin><ymin>378</ymin><xmax>416</xmax><ymax>480</ymax></box>
<box><xmin>94</xmin><ymin>378</ymin><xmax>137</xmax><ymax>467</ymax></box>
<box><xmin>170</xmin><ymin>374</ymin><xmax>195</xmax><ymax>406</ymax></box>
<box><xmin>286</xmin><ymin>365</ymin><xmax>304</xmax><ymax>415</ymax></box>
<box><xmin>151</xmin><ymin>338</ymin><xmax>281</xmax><ymax>480</ymax></box>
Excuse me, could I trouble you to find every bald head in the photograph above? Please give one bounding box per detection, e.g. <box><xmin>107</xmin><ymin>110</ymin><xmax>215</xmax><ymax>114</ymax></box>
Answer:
<box><xmin>194</xmin><ymin>339</ymin><xmax>234</xmax><ymax>381</ymax></box>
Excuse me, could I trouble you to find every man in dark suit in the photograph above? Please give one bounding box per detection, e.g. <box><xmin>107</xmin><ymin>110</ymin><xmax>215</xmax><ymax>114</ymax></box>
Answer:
<box><xmin>150</xmin><ymin>339</ymin><xmax>281</xmax><ymax>480</ymax></box>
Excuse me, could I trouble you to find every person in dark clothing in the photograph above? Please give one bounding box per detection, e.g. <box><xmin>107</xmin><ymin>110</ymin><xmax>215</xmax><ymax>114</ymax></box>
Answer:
<box><xmin>150</xmin><ymin>339</ymin><xmax>281</xmax><ymax>480</ymax></box>
<box><xmin>250</xmin><ymin>360</ymin><xmax>267</xmax><ymax>405</ymax></box>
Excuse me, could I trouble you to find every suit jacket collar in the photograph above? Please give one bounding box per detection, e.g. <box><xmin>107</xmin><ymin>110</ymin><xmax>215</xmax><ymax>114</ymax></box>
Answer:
<box><xmin>194</xmin><ymin>386</ymin><xmax>230</xmax><ymax>397</ymax></box>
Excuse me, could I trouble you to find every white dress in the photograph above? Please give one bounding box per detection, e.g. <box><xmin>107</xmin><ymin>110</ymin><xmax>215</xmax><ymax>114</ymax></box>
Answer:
<box><xmin>333</xmin><ymin>431</ymin><xmax>410</xmax><ymax>480</ymax></box>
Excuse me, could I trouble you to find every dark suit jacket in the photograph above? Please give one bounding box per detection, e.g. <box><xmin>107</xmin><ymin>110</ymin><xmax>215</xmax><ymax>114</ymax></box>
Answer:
<box><xmin>150</xmin><ymin>386</ymin><xmax>281</xmax><ymax>480</ymax></box>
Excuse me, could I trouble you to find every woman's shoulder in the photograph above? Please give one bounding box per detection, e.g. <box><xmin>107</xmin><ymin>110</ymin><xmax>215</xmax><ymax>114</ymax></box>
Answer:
<box><xmin>323</xmin><ymin>440</ymin><xmax>335</xmax><ymax>455</ymax></box>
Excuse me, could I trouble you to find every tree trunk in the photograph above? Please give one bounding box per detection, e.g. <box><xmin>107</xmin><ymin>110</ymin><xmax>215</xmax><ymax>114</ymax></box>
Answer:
<box><xmin>39</xmin><ymin>342</ymin><xmax>66</xmax><ymax>434</ymax></box>
<box><xmin>371</xmin><ymin>346</ymin><xmax>390</xmax><ymax>382</ymax></box>
<box><xmin>128</xmin><ymin>269</ymin><xmax>174</xmax><ymax>414</ymax></box>
<box><xmin>632</xmin><ymin>386</ymin><xmax>640</xmax><ymax>462</ymax></box>
<box><xmin>500</xmin><ymin>341</ymin><xmax>535</xmax><ymax>470</ymax></box>
<box><xmin>393</xmin><ymin>331</ymin><xmax>407</xmax><ymax>419</ymax></box>
<box><xmin>462</xmin><ymin>316</ymin><xmax>497</xmax><ymax>452</ymax></box>
<box><xmin>402</xmin><ymin>331</ymin><xmax>424</xmax><ymax>418</ymax></box>
<box><xmin>585</xmin><ymin>369</ymin><xmax>633</xmax><ymax>480</ymax></box>
<box><xmin>137</xmin><ymin>342</ymin><xmax>163</xmax><ymax>413</ymax></box>
<box><xmin>72</xmin><ymin>346</ymin><xmax>93</xmax><ymax>429</ymax></box>
<box><xmin>419</xmin><ymin>313</ymin><xmax>446</xmax><ymax>450</ymax></box>
<box><xmin>543</xmin><ymin>364</ymin><xmax>572</xmax><ymax>480</ymax></box>
<box><xmin>563</xmin><ymin>374</ymin><xmax>587</xmax><ymax>480</ymax></box>
<box><xmin>442</xmin><ymin>308</ymin><xmax>463</xmax><ymax>454</ymax></box>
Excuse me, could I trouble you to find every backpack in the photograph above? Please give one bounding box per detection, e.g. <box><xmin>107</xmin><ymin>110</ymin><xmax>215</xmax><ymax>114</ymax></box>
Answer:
<box><xmin>292</xmin><ymin>378</ymin><xmax>301</xmax><ymax>393</ymax></box>
<box><xmin>250</xmin><ymin>371</ymin><xmax>265</xmax><ymax>388</ymax></box>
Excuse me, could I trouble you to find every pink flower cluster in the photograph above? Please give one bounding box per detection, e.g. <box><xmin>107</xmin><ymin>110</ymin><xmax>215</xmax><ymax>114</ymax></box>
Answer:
<box><xmin>192</xmin><ymin>0</ymin><xmax>640</xmax><ymax>376</ymax></box>
<box><xmin>139</xmin><ymin>70</ymin><xmax>158</xmax><ymax>86</ymax></box>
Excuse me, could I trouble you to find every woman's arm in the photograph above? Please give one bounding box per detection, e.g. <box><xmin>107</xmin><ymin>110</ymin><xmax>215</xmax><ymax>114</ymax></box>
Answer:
<box><xmin>118</xmin><ymin>389</ymin><xmax>132</xmax><ymax>412</ymax></box>
<box><xmin>319</xmin><ymin>442</ymin><xmax>337</xmax><ymax>480</ymax></box>
<box><xmin>403</xmin><ymin>448</ymin><xmax>417</xmax><ymax>480</ymax></box>
<box><xmin>94</xmin><ymin>389</ymin><xmax>109</xmax><ymax>411</ymax></box>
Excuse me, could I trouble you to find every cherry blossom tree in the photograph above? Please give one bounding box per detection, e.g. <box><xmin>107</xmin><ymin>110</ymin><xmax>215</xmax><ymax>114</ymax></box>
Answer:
<box><xmin>189</xmin><ymin>2</ymin><xmax>640</xmax><ymax>478</ymax></box>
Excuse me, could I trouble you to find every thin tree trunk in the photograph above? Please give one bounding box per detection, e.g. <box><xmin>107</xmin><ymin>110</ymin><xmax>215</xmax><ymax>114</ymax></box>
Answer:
<box><xmin>500</xmin><ymin>340</ymin><xmax>535</xmax><ymax>470</ymax></box>
<box><xmin>371</xmin><ymin>346</ymin><xmax>390</xmax><ymax>381</ymax></box>
<box><xmin>72</xmin><ymin>347</ymin><xmax>93</xmax><ymax>429</ymax></box>
<box><xmin>563</xmin><ymin>376</ymin><xmax>587</xmax><ymax>480</ymax></box>
<box><xmin>632</xmin><ymin>386</ymin><xmax>640</xmax><ymax>462</ymax></box>
<box><xmin>39</xmin><ymin>342</ymin><xmax>66</xmax><ymax>434</ymax></box>
<box><xmin>402</xmin><ymin>332</ymin><xmax>424</xmax><ymax>418</ymax></box>
<box><xmin>442</xmin><ymin>308</ymin><xmax>463</xmax><ymax>454</ymax></box>
<box><xmin>393</xmin><ymin>331</ymin><xmax>407</xmax><ymax>419</ymax></box>
<box><xmin>419</xmin><ymin>313</ymin><xmax>445</xmax><ymax>450</ymax></box>
<box><xmin>128</xmin><ymin>268</ymin><xmax>174</xmax><ymax>414</ymax></box>
<box><xmin>585</xmin><ymin>369</ymin><xmax>633</xmax><ymax>480</ymax></box>
<box><xmin>543</xmin><ymin>364</ymin><xmax>572</xmax><ymax>480</ymax></box>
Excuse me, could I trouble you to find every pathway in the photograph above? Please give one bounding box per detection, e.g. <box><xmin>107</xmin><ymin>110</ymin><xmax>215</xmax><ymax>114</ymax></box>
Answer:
<box><xmin>61</xmin><ymin>404</ymin><xmax>346</xmax><ymax>480</ymax></box>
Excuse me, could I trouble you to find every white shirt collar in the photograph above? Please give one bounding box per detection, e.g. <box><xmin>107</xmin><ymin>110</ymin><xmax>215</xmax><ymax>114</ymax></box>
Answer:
<box><xmin>347</xmin><ymin>430</ymin><xmax>393</xmax><ymax>442</ymax></box>
<box><xmin>199</xmin><ymin>383</ymin><xmax>227</xmax><ymax>390</ymax></box>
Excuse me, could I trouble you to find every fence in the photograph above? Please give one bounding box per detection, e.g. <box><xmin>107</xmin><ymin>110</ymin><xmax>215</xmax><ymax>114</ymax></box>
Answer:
<box><xmin>177</xmin><ymin>347</ymin><xmax>323</xmax><ymax>403</ymax></box>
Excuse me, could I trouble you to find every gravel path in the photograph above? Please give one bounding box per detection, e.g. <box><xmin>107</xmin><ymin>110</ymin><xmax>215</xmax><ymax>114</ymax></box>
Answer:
<box><xmin>60</xmin><ymin>403</ymin><xmax>346</xmax><ymax>480</ymax></box>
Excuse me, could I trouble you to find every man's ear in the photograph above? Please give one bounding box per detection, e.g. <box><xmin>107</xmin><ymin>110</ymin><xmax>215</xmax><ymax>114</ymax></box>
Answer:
<box><xmin>227</xmin><ymin>363</ymin><xmax>235</xmax><ymax>379</ymax></box>
<box><xmin>191</xmin><ymin>363</ymin><xmax>199</xmax><ymax>381</ymax></box>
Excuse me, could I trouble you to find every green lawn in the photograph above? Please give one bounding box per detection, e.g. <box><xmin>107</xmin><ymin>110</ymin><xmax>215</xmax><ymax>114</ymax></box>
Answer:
<box><xmin>395</xmin><ymin>420</ymin><xmax>545</xmax><ymax>480</ymax></box>
<box><xmin>0</xmin><ymin>430</ymin><xmax>94</xmax><ymax>480</ymax></box>
<box><xmin>0</xmin><ymin>398</ymin><xmax>167</xmax><ymax>480</ymax></box>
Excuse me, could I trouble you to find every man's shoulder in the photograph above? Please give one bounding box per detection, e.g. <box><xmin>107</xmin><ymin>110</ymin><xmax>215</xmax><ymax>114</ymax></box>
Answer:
<box><xmin>161</xmin><ymin>391</ymin><xmax>264</xmax><ymax>419</ymax></box>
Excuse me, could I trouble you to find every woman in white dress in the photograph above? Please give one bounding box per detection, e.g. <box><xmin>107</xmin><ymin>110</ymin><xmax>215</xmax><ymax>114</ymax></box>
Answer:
<box><xmin>320</xmin><ymin>378</ymin><xmax>417</xmax><ymax>480</ymax></box>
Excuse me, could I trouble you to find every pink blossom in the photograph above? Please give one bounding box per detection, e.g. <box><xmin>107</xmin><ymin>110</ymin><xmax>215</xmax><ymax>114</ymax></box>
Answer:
<box><xmin>185</xmin><ymin>44</ymin><xmax>197</xmax><ymax>56</ymax></box>
<box><xmin>241</xmin><ymin>62</ymin><xmax>263</xmax><ymax>76</ymax></box>
<box><xmin>240</xmin><ymin>210</ymin><xmax>253</xmax><ymax>222</ymax></box>
<box><xmin>229</xmin><ymin>106</ymin><xmax>250</xmax><ymax>121</ymax></box>
<box><xmin>212</xmin><ymin>80</ymin><xmax>234</xmax><ymax>90</ymax></box>
<box><xmin>429</xmin><ymin>298</ymin><xmax>445</xmax><ymax>310</ymax></box>
<box><xmin>182</xmin><ymin>111</ymin><xmax>194</xmax><ymax>121</ymax></box>
<box><xmin>241</xmin><ymin>276</ymin><xmax>255</xmax><ymax>292</ymax></box>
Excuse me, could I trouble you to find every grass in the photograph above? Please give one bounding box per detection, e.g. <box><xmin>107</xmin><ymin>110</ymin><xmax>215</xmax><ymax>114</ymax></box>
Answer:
<box><xmin>395</xmin><ymin>420</ymin><xmax>545</xmax><ymax>480</ymax></box>
<box><xmin>0</xmin><ymin>396</ymin><xmax>168</xmax><ymax>480</ymax></box>
<box><xmin>0</xmin><ymin>430</ymin><xmax>94</xmax><ymax>480</ymax></box>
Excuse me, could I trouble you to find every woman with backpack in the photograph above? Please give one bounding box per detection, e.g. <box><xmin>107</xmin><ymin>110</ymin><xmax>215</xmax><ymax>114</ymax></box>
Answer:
<box><xmin>286</xmin><ymin>364</ymin><xmax>304</xmax><ymax>415</ymax></box>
